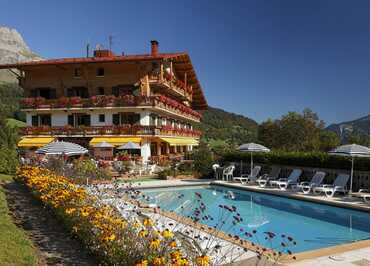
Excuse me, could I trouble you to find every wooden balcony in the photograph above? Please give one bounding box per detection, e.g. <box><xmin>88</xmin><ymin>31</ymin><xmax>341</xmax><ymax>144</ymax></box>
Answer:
<box><xmin>148</xmin><ymin>72</ymin><xmax>192</xmax><ymax>101</ymax></box>
<box><xmin>20</xmin><ymin>95</ymin><xmax>202</xmax><ymax>122</ymax></box>
<box><xmin>20</xmin><ymin>125</ymin><xmax>202</xmax><ymax>138</ymax></box>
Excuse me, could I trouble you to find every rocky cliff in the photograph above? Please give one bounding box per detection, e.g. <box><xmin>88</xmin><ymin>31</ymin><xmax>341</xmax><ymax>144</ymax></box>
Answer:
<box><xmin>0</xmin><ymin>26</ymin><xmax>41</xmax><ymax>83</ymax></box>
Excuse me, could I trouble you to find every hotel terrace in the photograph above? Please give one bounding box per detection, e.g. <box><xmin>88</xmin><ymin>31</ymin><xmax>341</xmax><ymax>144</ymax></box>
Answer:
<box><xmin>0</xmin><ymin>41</ymin><xmax>207</xmax><ymax>162</ymax></box>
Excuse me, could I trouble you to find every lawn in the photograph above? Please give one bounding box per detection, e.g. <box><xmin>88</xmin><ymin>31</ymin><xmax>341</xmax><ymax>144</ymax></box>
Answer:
<box><xmin>0</xmin><ymin>174</ymin><xmax>40</xmax><ymax>265</ymax></box>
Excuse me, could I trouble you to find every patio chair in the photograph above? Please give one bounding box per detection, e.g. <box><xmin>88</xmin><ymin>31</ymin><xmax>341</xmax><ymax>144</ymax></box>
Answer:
<box><xmin>222</xmin><ymin>165</ymin><xmax>235</xmax><ymax>181</ymax></box>
<box><xmin>313</xmin><ymin>173</ymin><xmax>350</xmax><ymax>197</ymax></box>
<box><xmin>256</xmin><ymin>166</ymin><xmax>281</xmax><ymax>187</ymax></box>
<box><xmin>349</xmin><ymin>189</ymin><xmax>370</xmax><ymax>203</ymax></box>
<box><xmin>271</xmin><ymin>169</ymin><xmax>302</xmax><ymax>190</ymax></box>
<box><xmin>233</xmin><ymin>166</ymin><xmax>262</xmax><ymax>185</ymax></box>
<box><xmin>297</xmin><ymin>171</ymin><xmax>326</xmax><ymax>194</ymax></box>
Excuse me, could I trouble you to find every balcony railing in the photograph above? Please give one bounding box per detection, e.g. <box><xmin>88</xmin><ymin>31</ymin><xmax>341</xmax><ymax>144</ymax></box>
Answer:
<box><xmin>148</xmin><ymin>72</ymin><xmax>192</xmax><ymax>100</ymax></box>
<box><xmin>20</xmin><ymin>95</ymin><xmax>202</xmax><ymax>121</ymax></box>
<box><xmin>21</xmin><ymin>125</ymin><xmax>202</xmax><ymax>138</ymax></box>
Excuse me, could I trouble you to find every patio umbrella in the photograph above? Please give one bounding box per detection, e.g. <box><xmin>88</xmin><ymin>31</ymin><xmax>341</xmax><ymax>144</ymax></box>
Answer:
<box><xmin>117</xmin><ymin>141</ymin><xmax>141</xmax><ymax>150</ymax></box>
<box><xmin>94</xmin><ymin>141</ymin><xmax>113</xmax><ymax>148</ymax></box>
<box><xmin>237</xmin><ymin>143</ymin><xmax>270</xmax><ymax>174</ymax></box>
<box><xmin>36</xmin><ymin>141</ymin><xmax>88</xmax><ymax>156</ymax></box>
<box><xmin>328</xmin><ymin>144</ymin><xmax>370</xmax><ymax>193</ymax></box>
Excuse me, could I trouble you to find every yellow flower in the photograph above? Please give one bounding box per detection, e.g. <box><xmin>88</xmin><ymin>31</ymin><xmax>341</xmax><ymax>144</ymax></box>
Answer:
<box><xmin>169</xmin><ymin>240</ymin><xmax>177</xmax><ymax>248</ymax></box>
<box><xmin>149</xmin><ymin>238</ymin><xmax>161</xmax><ymax>250</ymax></box>
<box><xmin>195</xmin><ymin>255</ymin><xmax>210</xmax><ymax>266</ymax></box>
<box><xmin>138</xmin><ymin>229</ymin><xmax>148</xmax><ymax>238</ymax></box>
<box><xmin>143</xmin><ymin>218</ymin><xmax>154</xmax><ymax>227</ymax></box>
<box><xmin>72</xmin><ymin>226</ymin><xmax>78</xmax><ymax>233</ymax></box>
<box><xmin>161</xmin><ymin>228</ymin><xmax>174</xmax><ymax>238</ymax></box>
<box><xmin>170</xmin><ymin>250</ymin><xmax>182</xmax><ymax>260</ymax></box>
<box><xmin>153</xmin><ymin>256</ymin><xmax>166</xmax><ymax>266</ymax></box>
<box><xmin>135</xmin><ymin>260</ymin><xmax>148</xmax><ymax>266</ymax></box>
<box><xmin>65</xmin><ymin>208</ymin><xmax>76</xmax><ymax>215</ymax></box>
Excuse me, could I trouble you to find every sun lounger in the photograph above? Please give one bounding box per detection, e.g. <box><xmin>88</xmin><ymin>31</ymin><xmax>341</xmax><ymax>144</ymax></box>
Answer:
<box><xmin>351</xmin><ymin>189</ymin><xmax>370</xmax><ymax>203</ymax></box>
<box><xmin>271</xmin><ymin>169</ymin><xmax>302</xmax><ymax>190</ymax></box>
<box><xmin>313</xmin><ymin>173</ymin><xmax>350</xmax><ymax>197</ymax></box>
<box><xmin>233</xmin><ymin>166</ymin><xmax>261</xmax><ymax>185</ymax></box>
<box><xmin>256</xmin><ymin>166</ymin><xmax>281</xmax><ymax>187</ymax></box>
<box><xmin>297</xmin><ymin>171</ymin><xmax>326</xmax><ymax>194</ymax></box>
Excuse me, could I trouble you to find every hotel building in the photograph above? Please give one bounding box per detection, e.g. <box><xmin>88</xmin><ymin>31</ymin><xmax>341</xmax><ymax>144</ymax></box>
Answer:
<box><xmin>0</xmin><ymin>41</ymin><xmax>207</xmax><ymax>162</ymax></box>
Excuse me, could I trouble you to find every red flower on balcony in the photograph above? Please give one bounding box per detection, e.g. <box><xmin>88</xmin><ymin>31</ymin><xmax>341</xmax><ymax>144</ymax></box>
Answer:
<box><xmin>70</xmin><ymin>96</ymin><xmax>82</xmax><ymax>106</ymax></box>
<box><xmin>20</xmin><ymin>98</ymin><xmax>35</xmax><ymax>108</ymax></box>
<box><xmin>58</xmin><ymin>97</ymin><xmax>69</xmax><ymax>108</ymax></box>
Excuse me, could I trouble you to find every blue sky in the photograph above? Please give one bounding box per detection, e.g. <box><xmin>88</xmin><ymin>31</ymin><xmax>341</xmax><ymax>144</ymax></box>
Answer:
<box><xmin>1</xmin><ymin>0</ymin><xmax>370</xmax><ymax>125</ymax></box>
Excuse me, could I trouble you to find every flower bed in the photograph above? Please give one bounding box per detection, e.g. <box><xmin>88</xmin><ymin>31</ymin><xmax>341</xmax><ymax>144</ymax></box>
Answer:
<box><xmin>15</xmin><ymin>166</ymin><xmax>208</xmax><ymax>266</ymax></box>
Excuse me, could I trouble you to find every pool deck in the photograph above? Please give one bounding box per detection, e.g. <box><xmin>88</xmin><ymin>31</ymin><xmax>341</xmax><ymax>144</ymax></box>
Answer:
<box><xmin>129</xmin><ymin>178</ymin><xmax>370</xmax><ymax>265</ymax></box>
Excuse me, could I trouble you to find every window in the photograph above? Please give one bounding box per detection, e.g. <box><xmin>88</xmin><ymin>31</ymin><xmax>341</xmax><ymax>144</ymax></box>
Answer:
<box><xmin>39</xmin><ymin>114</ymin><xmax>51</xmax><ymax>126</ymax></box>
<box><xmin>112</xmin><ymin>113</ymin><xmax>140</xmax><ymax>125</ymax></box>
<box><xmin>31</xmin><ymin>114</ymin><xmax>51</xmax><ymax>126</ymax></box>
<box><xmin>68</xmin><ymin>114</ymin><xmax>91</xmax><ymax>127</ymax></box>
<box><xmin>112</xmin><ymin>114</ymin><xmax>120</xmax><ymax>125</ymax></box>
<box><xmin>76</xmin><ymin>114</ymin><xmax>91</xmax><ymax>126</ymax></box>
<box><xmin>31</xmin><ymin>115</ymin><xmax>38</xmax><ymax>126</ymax></box>
<box><xmin>99</xmin><ymin>114</ymin><xmax>105</xmax><ymax>123</ymax></box>
<box><xmin>67</xmin><ymin>87</ymin><xmax>89</xmax><ymax>98</ymax></box>
<box><xmin>38</xmin><ymin>88</ymin><xmax>56</xmax><ymax>99</ymax></box>
<box><xmin>96</xmin><ymin>67</ymin><xmax>105</xmax><ymax>77</ymax></box>
<box><xmin>74</xmin><ymin>68</ymin><xmax>82</xmax><ymax>78</ymax></box>
<box><xmin>97</xmin><ymin>87</ymin><xmax>105</xmax><ymax>95</ymax></box>
<box><xmin>68</xmin><ymin>115</ymin><xmax>74</xmax><ymax>126</ymax></box>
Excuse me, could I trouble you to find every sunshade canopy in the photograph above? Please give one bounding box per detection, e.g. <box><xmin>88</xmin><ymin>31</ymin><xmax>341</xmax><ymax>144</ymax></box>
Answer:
<box><xmin>94</xmin><ymin>141</ymin><xmax>114</xmax><ymax>148</ymax></box>
<box><xmin>328</xmin><ymin>144</ymin><xmax>370</xmax><ymax>193</ymax></box>
<box><xmin>36</xmin><ymin>141</ymin><xmax>88</xmax><ymax>156</ymax></box>
<box><xmin>89</xmin><ymin>137</ymin><xmax>141</xmax><ymax>146</ymax></box>
<box><xmin>328</xmin><ymin>144</ymin><xmax>370</xmax><ymax>157</ymax></box>
<box><xmin>18</xmin><ymin>137</ymin><xmax>55</xmax><ymax>147</ymax></box>
<box><xmin>117</xmin><ymin>141</ymin><xmax>141</xmax><ymax>150</ymax></box>
<box><xmin>160</xmin><ymin>137</ymin><xmax>199</xmax><ymax>146</ymax></box>
<box><xmin>237</xmin><ymin>143</ymin><xmax>270</xmax><ymax>152</ymax></box>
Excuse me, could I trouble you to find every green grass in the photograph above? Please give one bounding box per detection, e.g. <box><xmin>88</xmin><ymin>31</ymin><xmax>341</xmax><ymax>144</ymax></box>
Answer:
<box><xmin>0</xmin><ymin>174</ymin><xmax>40</xmax><ymax>265</ymax></box>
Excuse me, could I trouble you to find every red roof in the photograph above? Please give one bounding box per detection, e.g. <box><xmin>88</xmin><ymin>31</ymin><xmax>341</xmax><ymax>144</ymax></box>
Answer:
<box><xmin>0</xmin><ymin>52</ymin><xmax>207</xmax><ymax>109</ymax></box>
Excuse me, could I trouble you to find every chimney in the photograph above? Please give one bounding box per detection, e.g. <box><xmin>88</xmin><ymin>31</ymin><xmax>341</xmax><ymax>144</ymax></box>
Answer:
<box><xmin>151</xmin><ymin>40</ymin><xmax>159</xmax><ymax>56</ymax></box>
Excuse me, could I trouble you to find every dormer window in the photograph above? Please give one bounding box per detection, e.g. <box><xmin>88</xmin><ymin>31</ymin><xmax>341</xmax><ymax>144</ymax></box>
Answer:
<box><xmin>74</xmin><ymin>68</ymin><xmax>82</xmax><ymax>78</ymax></box>
<box><xmin>96</xmin><ymin>67</ymin><xmax>105</xmax><ymax>77</ymax></box>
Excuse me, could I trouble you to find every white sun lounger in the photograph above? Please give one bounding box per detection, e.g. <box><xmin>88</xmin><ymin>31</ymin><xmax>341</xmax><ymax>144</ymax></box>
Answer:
<box><xmin>351</xmin><ymin>189</ymin><xmax>370</xmax><ymax>203</ymax></box>
<box><xmin>297</xmin><ymin>171</ymin><xmax>326</xmax><ymax>194</ymax></box>
<box><xmin>256</xmin><ymin>166</ymin><xmax>281</xmax><ymax>187</ymax></box>
<box><xmin>233</xmin><ymin>166</ymin><xmax>261</xmax><ymax>185</ymax></box>
<box><xmin>313</xmin><ymin>173</ymin><xmax>350</xmax><ymax>197</ymax></box>
<box><xmin>271</xmin><ymin>169</ymin><xmax>302</xmax><ymax>190</ymax></box>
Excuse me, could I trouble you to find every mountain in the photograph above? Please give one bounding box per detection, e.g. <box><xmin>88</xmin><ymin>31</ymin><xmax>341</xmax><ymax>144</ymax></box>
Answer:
<box><xmin>0</xmin><ymin>26</ymin><xmax>41</xmax><ymax>83</ymax></box>
<box><xmin>327</xmin><ymin>115</ymin><xmax>370</xmax><ymax>141</ymax></box>
<box><xmin>199</xmin><ymin>106</ymin><xmax>258</xmax><ymax>144</ymax></box>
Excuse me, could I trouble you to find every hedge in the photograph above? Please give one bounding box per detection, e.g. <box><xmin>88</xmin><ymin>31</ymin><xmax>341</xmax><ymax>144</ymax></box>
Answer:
<box><xmin>222</xmin><ymin>151</ymin><xmax>370</xmax><ymax>172</ymax></box>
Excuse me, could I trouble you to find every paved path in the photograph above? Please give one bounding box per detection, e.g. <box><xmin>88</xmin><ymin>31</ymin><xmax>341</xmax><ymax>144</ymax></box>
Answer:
<box><xmin>4</xmin><ymin>181</ymin><xmax>98</xmax><ymax>266</ymax></box>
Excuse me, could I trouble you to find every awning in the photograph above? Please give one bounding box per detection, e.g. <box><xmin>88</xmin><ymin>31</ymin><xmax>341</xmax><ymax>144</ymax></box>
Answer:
<box><xmin>89</xmin><ymin>137</ymin><xmax>142</xmax><ymax>147</ymax></box>
<box><xmin>159</xmin><ymin>137</ymin><xmax>199</xmax><ymax>146</ymax></box>
<box><xmin>18</xmin><ymin>137</ymin><xmax>55</xmax><ymax>148</ymax></box>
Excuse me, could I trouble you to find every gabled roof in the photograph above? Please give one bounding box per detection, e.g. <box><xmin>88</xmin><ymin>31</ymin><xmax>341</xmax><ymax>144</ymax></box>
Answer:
<box><xmin>0</xmin><ymin>52</ymin><xmax>207</xmax><ymax>109</ymax></box>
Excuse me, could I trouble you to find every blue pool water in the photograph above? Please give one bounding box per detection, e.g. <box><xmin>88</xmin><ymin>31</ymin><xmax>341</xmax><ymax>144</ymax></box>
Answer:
<box><xmin>140</xmin><ymin>185</ymin><xmax>370</xmax><ymax>253</ymax></box>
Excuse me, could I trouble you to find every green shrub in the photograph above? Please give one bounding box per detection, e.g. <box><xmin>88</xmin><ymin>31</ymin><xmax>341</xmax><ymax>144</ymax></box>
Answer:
<box><xmin>222</xmin><ymin>151</ymin><xmax>370</xmax><ymax>171</ymax></box>
<box><xmin>0</xmin><ymin>147</ymin><xmax>18</xmax><ymax>174</ymax></box>
<box><xmin>191</xmin><ymin>142</ymin><xmax>214</xmax><ymax>178</ymax></box>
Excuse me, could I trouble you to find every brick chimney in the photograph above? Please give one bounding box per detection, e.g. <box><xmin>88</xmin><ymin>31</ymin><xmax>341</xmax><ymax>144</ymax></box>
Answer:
<box><xmin>151</xmin><ymin>40</ymin><xmax>159</xmax><ymax>56</ymax></box>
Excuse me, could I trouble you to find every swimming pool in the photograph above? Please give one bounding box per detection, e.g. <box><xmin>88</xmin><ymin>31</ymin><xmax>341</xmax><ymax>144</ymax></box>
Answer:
<box><xmin>139</xmin><ymin>185</ymin><xmax>370</xmax><ymax>253</ymax></box>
